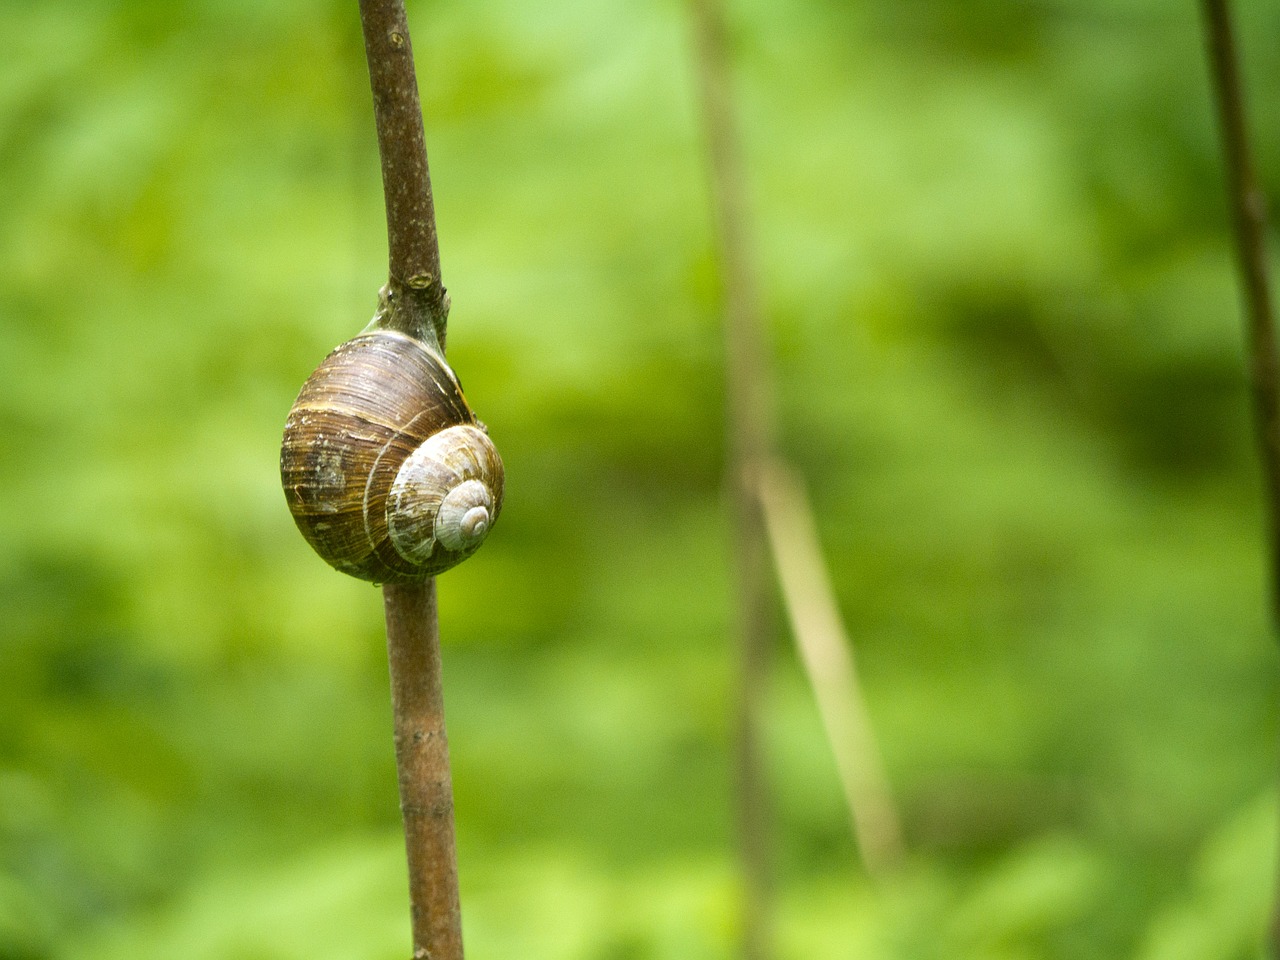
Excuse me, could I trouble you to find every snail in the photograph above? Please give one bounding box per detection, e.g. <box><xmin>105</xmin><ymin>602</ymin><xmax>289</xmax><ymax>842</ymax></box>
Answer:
<box><xmin>280</xmin><ymin>321</ymin><xmax>504</xmax><ymax>583</ymax></box>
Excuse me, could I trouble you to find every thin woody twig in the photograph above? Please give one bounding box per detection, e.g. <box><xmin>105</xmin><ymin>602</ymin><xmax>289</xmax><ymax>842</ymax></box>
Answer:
<box><xmin>1200</xmin><ymin>0</ymin><xmax>1280</xmax><ymax>622</ymax></box>
<box><xmin>1199</xmin><ymin>1</ymin><xmax>1280</xmax><ymax>953</ymax></box>
<box><xmin>757</xmin><ymin>459</ymin><xmax>903</xmax><ymax>878</ymax></box>
<box><xmin>1200</xmin><ymin>1</ymin><xmax>1280</xmax><ymax>954</ymax></box>
<box><xmin>357</xmin><ymin>0</ymin><xmax>464</xmax><ymax>956</ymax></box>
<box><xmin>691</xmin><ymin>0</ymin><xmax>902</xmax><ymax>948</ymax></box>
<box><xmin>360</xmin><ymin>0</ymin><xmax>449</xmax><ymax>346</ymax></box>
<box><xmin>689</xmin><ymin>0</ymin><xmax>776</xmax><ymax>955</ymax></box>
<box><xmin>383</xmin><ymin>581</ymin><xmax>464</xmax><ymax>960</ymax></box>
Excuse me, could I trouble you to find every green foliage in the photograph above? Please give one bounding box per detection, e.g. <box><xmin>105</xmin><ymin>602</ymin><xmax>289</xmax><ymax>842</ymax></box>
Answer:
<box><xmin>1</xmin><ymin>0</ymin><xmax>1278</xmax><ymax>956</ymax></box>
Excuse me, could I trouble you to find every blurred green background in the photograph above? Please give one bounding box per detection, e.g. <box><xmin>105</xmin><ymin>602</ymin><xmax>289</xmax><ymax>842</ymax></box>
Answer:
<box><xmin>3</xmin><ymin>0</ymin><xmax>1280</xmax><ymax>957</ymax></box>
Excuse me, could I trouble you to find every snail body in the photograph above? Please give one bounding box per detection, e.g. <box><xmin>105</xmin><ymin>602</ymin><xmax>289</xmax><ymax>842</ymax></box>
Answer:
<box><xmin>280</xmin><ymin>329</ymin><xmax>503</xmax><ymax>583</ymax></box>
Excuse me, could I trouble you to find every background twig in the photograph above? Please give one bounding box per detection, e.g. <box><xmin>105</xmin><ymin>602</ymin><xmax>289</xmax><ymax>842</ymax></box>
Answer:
<box><xmin>690</xmin><ymin>0</ymin><xmax>901</xmax><ymax>951</ymax></box>
<box><xmin>757</xmin><ymin>460</ymin><xmax>903</xmax><ymax>878</ymax></box>
<box><xmin>1199</xmin><ymin>0</ymin><xmax>1280</xmax><ymax>953</ymax></box>
<box><xmin>1200</xmin><ymin>0</ymin><xmax>1280</xmax><ymax>620</ymax></box>
<box><xmin>689</xmin><ymin>0</ymin><xmax>776</xmax><ymax>954</ymax></box>
<box><xmin>358</xmin><ymin>0</ymin><xmax>464</xmax><ymax>956</ymax></box>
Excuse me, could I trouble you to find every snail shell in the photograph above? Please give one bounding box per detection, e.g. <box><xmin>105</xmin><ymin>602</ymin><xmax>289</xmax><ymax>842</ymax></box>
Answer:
<box><xmin>280</xmin><ymin>329</ymin><xmax>504</xmax><ymax>583</ymax></box>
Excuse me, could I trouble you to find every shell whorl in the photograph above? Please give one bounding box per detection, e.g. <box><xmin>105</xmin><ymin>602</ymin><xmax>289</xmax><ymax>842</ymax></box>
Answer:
<box><xmin>386</xmin><ymin>424</ymin><xmax>502</xmax><ymax>564</ymax></box>
<box><xmin>280</xmin><ymin>330</ymin><xmax>504</xmax><ymax>583</ymax></box>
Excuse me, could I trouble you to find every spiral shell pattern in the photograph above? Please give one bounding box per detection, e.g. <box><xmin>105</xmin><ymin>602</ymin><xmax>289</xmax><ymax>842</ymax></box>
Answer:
<box><xmin>280</xmin><ymin>330</ymin><xmax>504</xmax><ymax>582</ymax></box>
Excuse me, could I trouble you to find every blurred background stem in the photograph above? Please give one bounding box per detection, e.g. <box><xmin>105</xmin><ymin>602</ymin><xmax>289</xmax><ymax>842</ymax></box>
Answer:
<box><xmin>690</xmin><ymin>0</ymin><xmax>775</xmax><ymax>952</ymax></box>
<box><xmin>690</xmin><ymin>0</ymin><xmax>900</xmax><ymax>951</ymax></box>
<box><xmin>1199</xmin><ymin>0</ymin><xmax>1280</xmax><ymax>952</ymax></box>
<box><xmin>1200</xmin><ymin>0</ymin><xmax>1280</xmax><ymax>626</ymax></box>
<box><xmin>358</xmin><ymin>0</ymin><xmax>464</xmax><ymax>955</ymax></box>
<box><xmin>757</xmin><ymin>459</ymin><xmax>903</xmax><ymax>878</ymax></box>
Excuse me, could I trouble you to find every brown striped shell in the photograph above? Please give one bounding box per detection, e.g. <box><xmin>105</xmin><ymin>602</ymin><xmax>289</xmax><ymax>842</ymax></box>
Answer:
<box><xmin>280</xmin><ymin>330</ymin><xmax>504</xmax><ymax>582</ymax></box>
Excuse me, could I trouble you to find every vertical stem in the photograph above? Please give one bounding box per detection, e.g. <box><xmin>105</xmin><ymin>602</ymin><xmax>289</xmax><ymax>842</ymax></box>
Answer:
<box><xmin>690</xmin><ymin>0</ymin><xmax>775</xmax><ymax>955</ymax></box>
<box><xmin>357</xmin><ymin>0</ymin><xmax>463</xmax><ymax>956</ymax></box>
<box><xmin>359</xmin><ymin>0</ymin><xmax>449</xmax><ymax>345</ymax></box>
<box><xmin>384</xmin><ymin>581</ymin><xmax>464</xmax><ymax>960</ymax></box>
<box><xmin>731</xmin><ymin>487</ymin><xmax>775</xmax><ymax>960</ymax></box>
<box><xmin>1199</xmin><ymin>1</ymin><xmax>1280</xmax><ymax>953</ymax></box>
<box><xmin>1201</xmin><ymin>0</ymin><xmax>1280</xmax><ymax>616</ymax></box>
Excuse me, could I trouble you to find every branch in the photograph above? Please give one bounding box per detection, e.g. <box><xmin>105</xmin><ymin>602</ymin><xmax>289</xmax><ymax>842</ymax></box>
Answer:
<box><xmin>689</xmin><ymin>0</ymin><xmax>775</xmax><ymax>954</ymax></box>
<box><xmin>358</xmin><ymin>0</ymin><xmax>464</xmax><ymax>956</ymax></box>
<box><xmin>360</xmin><ymin>0</ymin><xmax>449</xmax><ymax>346</ymax></box>
<box><xmin>1201</xmin><ymin>0</ymin><xmax>1280</xmax><ymax>621</ymax></box>
<box><xmin>383</xmin><ymin>581</ymin><xmax>464</xmax><ymax>960</ymax></box>
<box><xmin>689</xmin><ymin>2</ymin><xmax>902</xmax><ymax>944</ymax></box>
<box><xmin>1199</xmin><ymin>2</ymin><xmax>1280</xmax><ymax>953</ymax></box>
